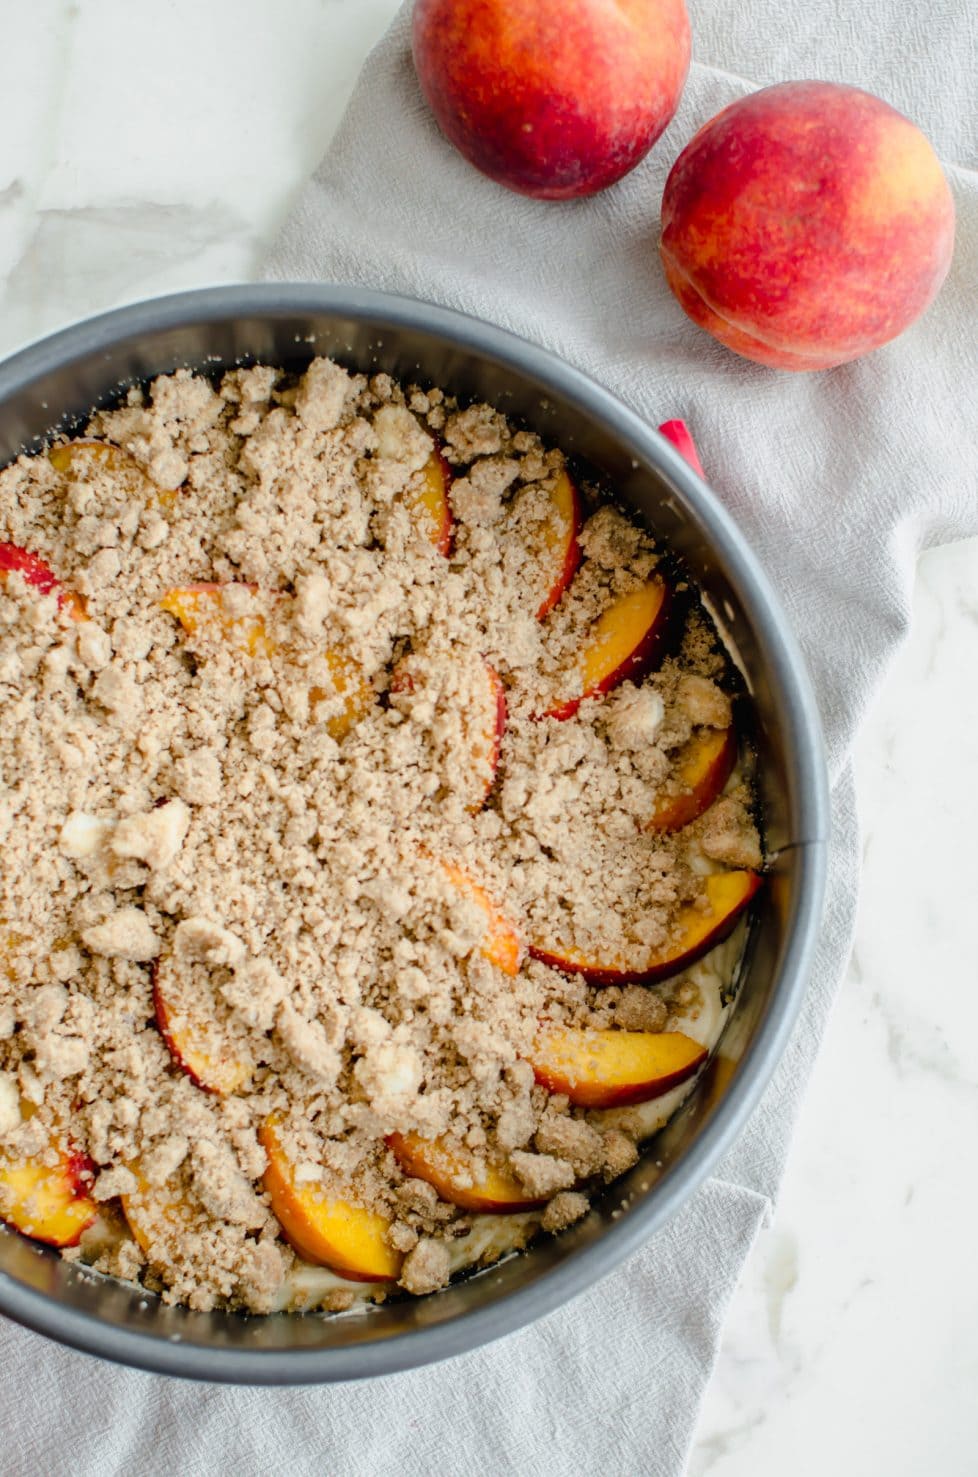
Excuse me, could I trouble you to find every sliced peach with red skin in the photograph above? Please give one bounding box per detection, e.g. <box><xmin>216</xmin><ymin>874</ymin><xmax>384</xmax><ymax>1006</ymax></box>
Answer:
<box><xmin>535</xmin><ymin>468</ymin><xmax>582</xmax><ymax>619</ymax></box>
<box><xmin>435</xmin><ymin>857</ymin><xmax>522</xmax><ymax>975</ymax></box>
<box><xmin>657</xmin><ymin>419</ymin><xmax>705</xmax><ymax>478</ymax></box>
<box><xmin>529</xmin><ymin>870</ymin><xmax>762</xmax><ymax>986</ymax></box>
<box><xmin>0</xmin><ymin>542</ymin><xmax>87</xmax><ymax>621</ymax></box>
<box><xmin>530</xmin><ymin>1027</ymin><xmax>707</xmax><ymax>1108</ymax></box>
<box><xmin>408</xmin><ymin>447</ymin><xmax>454</xmax><ymax>556</ymax></box>
<box><xmin>388</xmin><ymin>1131</ymin><xmax>548</xmax><ymax>1213</ymax></box>
<box><xmin>649</xmin><ymin>727</ymin><xmax>737</xmax><ymax>833</ymax></box>
<box><xmin>259</xmin><ymin>1119</ymin><xmax>402</xmax><ymax>1282</ymax></box>
<box><xmin>0</xmin><ymin>1108</ymin><xmax>96</xmax><ymax>1248</ymax></box>
<box><xmin>160</xmin><ymin>584</ymin><xmax>373</xmax><ymax>738</ymax></box>
<box><xmin>152</xmin><ymin>958</ymin><xmax>251</xmax><ymax>1097</ymax></box>
<box><xmin>541</xmin><ymin>579</ymin><xmax>672</xmax><ymax>721</ymax></box>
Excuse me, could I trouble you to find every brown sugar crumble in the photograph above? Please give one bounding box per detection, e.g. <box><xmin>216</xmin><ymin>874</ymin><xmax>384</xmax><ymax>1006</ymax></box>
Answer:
<box><xmin>0</xmin><ymin>361</ymin><xmax>761</xmax><ymax>1312</ymax></box>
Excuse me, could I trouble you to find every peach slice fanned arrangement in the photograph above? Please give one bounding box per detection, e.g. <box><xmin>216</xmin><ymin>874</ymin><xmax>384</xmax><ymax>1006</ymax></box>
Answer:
<box><xmin>6</xmin><ymin>0</ymin><xmax>958</xmax><ymax>1316</ymax></box>
<box><xmin>530</xmin><ymin>1027</ymin><xmax>707</xmax><ymax>1108</ymax></box>
<box><xmin>140</xmin><ymin>432</ymin><xmax>759</xmax><ymax>1288</ymax></box>
<box><xmin>529</xmin><ymin>871</ymin><xmax>762</xmax><ymax>988</ymax></box>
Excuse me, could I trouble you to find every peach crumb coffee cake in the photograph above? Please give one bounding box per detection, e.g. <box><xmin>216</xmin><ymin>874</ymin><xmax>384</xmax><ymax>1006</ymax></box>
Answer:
<box><xmin>0</xmin><ymin>360</ymin><xmax>761</xmax><ymax>1312</ymax></box>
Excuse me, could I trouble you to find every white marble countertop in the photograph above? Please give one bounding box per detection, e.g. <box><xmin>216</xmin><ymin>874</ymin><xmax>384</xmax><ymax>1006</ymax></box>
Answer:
<box><xmin>3</xmin><ymin>4</ymin><xmax>975</xmax><ymax>1473</ymax></box>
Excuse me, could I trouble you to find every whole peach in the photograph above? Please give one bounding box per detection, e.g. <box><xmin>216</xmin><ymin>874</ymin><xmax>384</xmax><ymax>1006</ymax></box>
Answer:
<box><xmin>659</xmin><ymin>82</ymin><xmax>955</xmax><ymax>370</ymax></box>
<box><xmin>412</xmin><ymin>0</ymin><xmax>691</xmax><ymax>200</ymax></box>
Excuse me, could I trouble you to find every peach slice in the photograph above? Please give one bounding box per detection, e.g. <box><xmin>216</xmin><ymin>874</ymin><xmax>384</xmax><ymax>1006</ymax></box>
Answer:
<box><xmin>534</xmin><ymin>468</ymin><xmax>582</xmax><ymax>619</ymax></box>
<box><xmin>529</xmin><ymin>869</ymin><xmax>762</xmax><ymax>986</ymax></box>
<box><xmin>161</xmin><ymin>584</ymin><xmax>373</xmax><ymax>739</ymax></box>
<box><xmin>541</xmin><ymin>579</ymin><xmax>672</xmax><ymax>721</ymax></box>
<box><xmin>0</xmin><ymin>924</ymin><xmax>26</xmax><ymax>983</ymax></box>
<box><xmin>530</xmin><ymin>1027</ymin><xmax>707</xmax><ymax>1108</ymax></box>
<box><xmin>0</xmin><ymin>542</ymin><xmax>86</xmax><ymax>621</ymax></box>
<box><xmin>152</xmin><ymin>958</ymin><xmax>252</xmax><ymax>1096</ymax></box>
<box><xmin>159</xmin><ymin>582</ymin><xmax>271</xmax><ymax>658</ymax></box>
<box><xmin>259</xmin><ymin>1119</ymin><xmax>402</xmax><ymax>1282</ymax></box>
<box><xmin>0</xmin><ymin>1109</ymin><xmax>96</xmax><ymax>1248</ymax></box>
<box><xmin>649</xmin><ymin>727</ymin><xmax>737</xmax><ymax>833</ymax></box>
<box><xmin>48</xmin><ymin>440</ymin><xmax>134</xmax><ymax>476</ymax></box>
<box><xmin>50</xmin><ymin>439</ymin><xmax>178</xmax><ymax>509</ymax></box>
<box><xmin>435</xmin><ymin>857</ymin><xmax>522</xmax><ymax>975</ymax></box>
<box><xmin>408</xmin><ymin>448</ymin><xmax>453</xmax><ymax>556</ymax></box>
<box><xmin>388</xmin><ymin>1131</ymin><xmax>549</xmax><ymax>1213</ymax></box>
<box><xmin>657</xmin><ymin>419</ymin><xmax>705</xmax><ymax>478</ymax></box>
<box><xmin>310</xmin><ymin>649</ymin><xmax>376</xmax><ymax>742</ymax></box>
<box><xmin>119</xmin><ymin>1164</ymin><xmax>196</xmax><ymax>1257</ymax></box>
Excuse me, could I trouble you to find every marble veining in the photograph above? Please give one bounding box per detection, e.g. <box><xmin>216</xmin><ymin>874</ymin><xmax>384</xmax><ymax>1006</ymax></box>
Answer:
<box><xmin>691</xmin><ymin>535</ymin><xmax>978</xmax><ymax>1477</ymax></box>
<box><xmin>0</xmin><ymin>5</ymin><xmax>974</xmax><ymax>1474</ymax></box>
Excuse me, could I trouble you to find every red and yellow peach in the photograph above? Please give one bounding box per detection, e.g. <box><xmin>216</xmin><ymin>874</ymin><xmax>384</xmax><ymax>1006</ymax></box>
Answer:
<box><xmin>660</xmin><ymin>81</ymin><xmax>955</xmax><ymax>370</ymax></box>
<box><xmin>412</xmin><ymin>0</ymin><xmax>691</xmax><ymax>199</ymax></box>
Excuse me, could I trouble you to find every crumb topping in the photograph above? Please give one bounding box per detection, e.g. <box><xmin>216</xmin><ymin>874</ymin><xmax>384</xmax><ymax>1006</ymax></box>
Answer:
<box><xmin>0</xmin><ymin>361</ymin><xmax>760</xmax><ymax>1311</ymax></box>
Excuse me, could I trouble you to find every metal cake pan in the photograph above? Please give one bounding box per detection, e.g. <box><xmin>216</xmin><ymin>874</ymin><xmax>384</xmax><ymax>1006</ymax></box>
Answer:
<box><xmin>0</xmin><ymin>285</ymin><xmax>828</xmax><ymax>1382</ymax></box>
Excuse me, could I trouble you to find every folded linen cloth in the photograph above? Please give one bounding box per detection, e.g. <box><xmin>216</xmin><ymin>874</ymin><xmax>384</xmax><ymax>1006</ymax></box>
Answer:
<box><xmin>2</xmin><ymin>5</ymin><xmax>975</xmax><ymax>1474</ymax></box>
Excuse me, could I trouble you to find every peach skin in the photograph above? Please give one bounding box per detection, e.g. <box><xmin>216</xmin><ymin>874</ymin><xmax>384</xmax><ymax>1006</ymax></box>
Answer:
<box><xmin>540</xmin><ymin>579</ymin><xmax>672</xmax><ymax>722</ymax></box>
<box><xmin>649</xmin><ymin>726</ymin><xmax>737</xmax><ymax>833</ymax></box>
<box><xmin>0</xmin><ymin>542</ymin><xmax>87</xmax><ymax>621</ymax></box>
<box><xmin>530</xmin><ymin>1027</ymin><xmax>707</xmax><ymax>1108</ymax></box>
<box><xmin>413</xmin><ymin>0</ymin><xmax>690</xmax><ymax>199</ymax></box>
<box><xmin>0</xmin><ymin>1104</ymin><xmax>96</xmax><ymax>1249</ymax></box>
<box><xmin>529</xmin><ymin>870</ymin><xmax>762</xmax><ymax>986</ymax></box>
<box><xmin>152</xmin><ymin>958</ymin><xmax>252</xmax><ymax>1097</ymax></box>
<box><xmin>660</xmin><ymin>81</ymin><xmax>955</xmax><ymax>370</ymax></box>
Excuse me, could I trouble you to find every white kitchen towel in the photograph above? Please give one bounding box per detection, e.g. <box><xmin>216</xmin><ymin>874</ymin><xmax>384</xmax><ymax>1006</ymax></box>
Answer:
<box><xmin>2</xmin><ymin>4</ymin><xmax>975</xmax><ymax>1475</ymax></box>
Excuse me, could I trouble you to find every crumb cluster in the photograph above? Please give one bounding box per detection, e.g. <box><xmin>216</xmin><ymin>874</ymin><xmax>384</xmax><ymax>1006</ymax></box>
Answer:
<box><xmin>0</xmin><ymin>361</ymin><xmax>760</xmax><ymax>1311</ymax></box>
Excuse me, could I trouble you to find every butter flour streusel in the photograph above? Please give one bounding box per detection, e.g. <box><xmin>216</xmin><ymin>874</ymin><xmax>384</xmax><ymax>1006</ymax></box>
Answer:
<box><xmin>0</xmin><ymin>359</ymin><xmax>760</xmax><ymax>1311</ymax></box>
